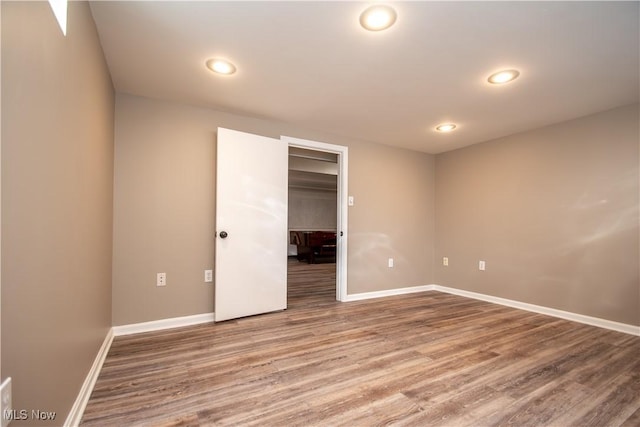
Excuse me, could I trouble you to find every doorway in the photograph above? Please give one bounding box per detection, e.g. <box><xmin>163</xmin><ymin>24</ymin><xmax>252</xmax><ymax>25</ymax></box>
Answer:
<box><xmin>282</xmin><ymin>136</ymin><xmax>348</xmax><ymax>303</ymax></box>
<box><xmin>287</xmin><ymin>147</ymin><xmax>338</xmax><ymax>307</ymax></box>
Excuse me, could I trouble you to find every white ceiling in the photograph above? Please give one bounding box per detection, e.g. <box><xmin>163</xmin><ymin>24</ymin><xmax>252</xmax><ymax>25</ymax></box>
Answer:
<box><xmin>89</xmin><ymin>1</ymin><xmax>639</xmax><ymax>154</ymax></box>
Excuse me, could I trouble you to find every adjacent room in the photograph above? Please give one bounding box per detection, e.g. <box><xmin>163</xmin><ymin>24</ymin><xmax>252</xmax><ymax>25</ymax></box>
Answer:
<box><xmin>1</xmin><ymin>1</ymin><xmax>638</xmax><ymax>426</ymax></box>
<box><xmin>287</xmin><ymin>147</ymin><xmax>339</xmax><ymax>308</ymax></box>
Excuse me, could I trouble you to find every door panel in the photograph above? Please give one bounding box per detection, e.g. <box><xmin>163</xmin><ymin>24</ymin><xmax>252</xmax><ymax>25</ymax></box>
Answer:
<box><xmin>215</xmin><ymin>128</ymin><xmax>288</xmax><ymax>321</ymax></box>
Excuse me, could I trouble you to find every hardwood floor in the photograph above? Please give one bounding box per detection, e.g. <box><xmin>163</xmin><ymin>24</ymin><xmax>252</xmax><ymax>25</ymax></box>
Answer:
<box><xmin>82</xmin><ymin>262</ymin><xmax>640</xmax><ymax>426</ymax></box>
<box><xmin>286</xmin><ymin>258</ymin><xmax>336</xmax><ymax>309</ymax></box>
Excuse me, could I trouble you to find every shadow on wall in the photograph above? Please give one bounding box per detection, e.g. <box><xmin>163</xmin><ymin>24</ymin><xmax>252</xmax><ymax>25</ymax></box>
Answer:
<box><xmin>563</xmin><ymin>170</ymin><xmax>638</xmax><ymax>248</ymax></box>
<box><xmin>348</xmin><ymin>232</ymin><xmax>410</xmax><ymax>281</ymax></box>
<box><xmin>502</xmin><ymin>169</ymin><xmax>639</xmax><ymax>319</ymax></box>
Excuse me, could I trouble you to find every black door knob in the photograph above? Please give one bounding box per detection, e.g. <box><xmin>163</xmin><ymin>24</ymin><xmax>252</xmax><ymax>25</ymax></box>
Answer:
<box><xmin>219</xmin><ymin>231</ymin><xmax>228</xmax><ymax>239</ymax></box>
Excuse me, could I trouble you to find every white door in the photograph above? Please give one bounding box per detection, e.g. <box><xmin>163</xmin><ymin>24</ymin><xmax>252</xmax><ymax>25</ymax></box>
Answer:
<box><xmin>215</xmin><ymin>128</ymin><xmax>288</xmax><ymax>321</ymax></box>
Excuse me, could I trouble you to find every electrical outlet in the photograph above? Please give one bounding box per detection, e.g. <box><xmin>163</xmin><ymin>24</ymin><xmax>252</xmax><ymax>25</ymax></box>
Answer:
<box><xmin>204</xmin><ymin>269</ymin><xmax>213</xmax><ymax>283</ymax></box>
<box><xmin>443</xmin><ymin>257</ymin><xmax>449</xmax><ymax>266</ymax></box>
<box><xmin>1</xmin><ymin>377</ymin><xmax>12</xmax><ymax>427</ymax></box>
<box><xmin>388</xmin><ymin>258</ymin><xmax>394</xmax><ymax>268</ymax></box>
<box><xmin>157</xmin><ymin>272</ymin><xmax>166</xmax><ymax>287</ymax></box>
<box><xmin>479</xmin><ymin>260</ymin><xmax>486</xmax><ymax>271</ymax></box>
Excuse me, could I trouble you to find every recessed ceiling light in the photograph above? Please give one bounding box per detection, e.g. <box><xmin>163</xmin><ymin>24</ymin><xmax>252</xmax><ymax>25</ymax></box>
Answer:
<box><xmin>436</xmin><ymin>123</ymin><xmax>457</xmax><ymax>132</ymax></box>
<box><xmin>206</xmin><ymin>58</ymin><xmax>237</xmax><ymax>75</ymax></box>
<box><xmin>487</xmin><ymin>69</ymin><xmax>520</xmax><ymax>84</ymax></box>
<box><xmin>359</xmin><ymin>5</ymin><xmax>397</xmax><ymax>31</ymax></box>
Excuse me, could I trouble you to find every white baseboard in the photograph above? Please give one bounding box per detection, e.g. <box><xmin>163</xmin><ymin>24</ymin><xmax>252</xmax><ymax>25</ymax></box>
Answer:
<box><xmin>65</xmin><ymin>313</ymin><xmax>215</xmax><ymax>425</ymax></box>
<box><xmin>432</xmin><ymin>285</ymin><xmax>640</xmax><ymax>336</ymax></box>
<box><xmin>113</xmin><ymin>312</ymin><xmax>215</xmax><ymax>336</ymax></box>
<box><xmin>344</xmin><ymin>284</ymin><xmax>435</xmax><ymax>302</ymax></box>
<box><xmin>64</xmin><ymin>328</ymin><xmax>114</xmax><ymax>427</ymax></box>
<box><xmin>344</xmin><ymin>283</ymin><xmax>639</xmax><ymax>336</ymax></box>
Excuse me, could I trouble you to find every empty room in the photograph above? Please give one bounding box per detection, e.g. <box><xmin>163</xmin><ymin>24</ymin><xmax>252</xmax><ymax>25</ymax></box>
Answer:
<box><xmin>1</xmin><ymin>1</ymin><xmax>638</xmax><ymax>426</ymax></box>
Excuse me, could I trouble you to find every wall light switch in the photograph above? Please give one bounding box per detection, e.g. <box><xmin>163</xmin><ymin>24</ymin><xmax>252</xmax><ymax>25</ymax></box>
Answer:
<box><xmin>443</xmin><ymin>257</ymin><xmax>449</xmax><ymax>266</ymax></box>
<box><xmin>479</xmin><ymin>261</ymin><xmax>486</xmax><ymax>271</ymax></box>
<box><xmin>388</xmin><ymin>258</ymin><xmax>394</xmax><ymax>268</ymax></box>
<box><xmin>348</xmin><ymin>196</ymin><xmax>354</xmax><ymax>206</ymax></box>
<box><xmin>204</xmin><ymin>269</ymin><xmax>213</xmax><ymax>283</ymax></box>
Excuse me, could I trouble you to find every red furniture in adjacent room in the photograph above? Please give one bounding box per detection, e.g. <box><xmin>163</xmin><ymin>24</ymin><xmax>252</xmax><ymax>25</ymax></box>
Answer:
<box><xmin>290</xmin><ymin>231</ymin><xmax>337</xmax><ymax>264</ymax></box>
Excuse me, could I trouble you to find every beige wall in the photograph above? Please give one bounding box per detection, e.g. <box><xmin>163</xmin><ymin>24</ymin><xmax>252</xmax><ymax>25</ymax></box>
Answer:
<box><xmin>112</xmin><ymin>93</ymin><xmax>436</xmax><ymax>325</ymax></box>
<box><xmin>288</xmin><ymin>188</ymin><xmax>337</xmax><ymax>231</ymax></box>
<box><xmin>435</xmin><ymin>104</ymin><xmax>639</xmax><ymax>326</ymax></box>
<box><xmin>1</xmin><ymin>1</ymin><xmax>114</xmax><ymax>424</ymax></box>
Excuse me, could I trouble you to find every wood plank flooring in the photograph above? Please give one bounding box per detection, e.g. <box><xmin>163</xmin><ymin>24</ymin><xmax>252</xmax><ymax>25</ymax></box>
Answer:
<box><xmin>82</xmin><ymin>261</ymin><xmax>640</xmax><ymax>426</ymax></box>
<box><xmin>286</xmin><ymin>258</ymin><xmax>336</xmax><ymax>309</ymax></box>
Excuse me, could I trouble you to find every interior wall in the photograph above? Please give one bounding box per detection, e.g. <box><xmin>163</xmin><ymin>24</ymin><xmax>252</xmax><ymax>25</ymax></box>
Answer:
<box><xmin>112</xmin><ymin>93</ymin><xmax>436</xmax><ymax>325</ymax></box>
<box><xmin>288</xmin><ymin>155</ymin><xmax>338</xmax><ymax>232</ymax></box>
<box><xmin>288</xmin><ymin>188</ymin><xmax>337</xmax><ymax>231</ymax></box>
<box><xmin>435</xmin><ymin>104</ymin><xmax>639</xmax><ymax>326</ymax></box>
<box><xmin>1</xmin><ymin>1</ymin><xmax>114</xmax><ymax>423</ymax></box>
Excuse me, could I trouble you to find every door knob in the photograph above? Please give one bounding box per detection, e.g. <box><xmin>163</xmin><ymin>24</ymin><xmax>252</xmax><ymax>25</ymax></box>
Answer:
<box><xmin>219</xmin><ymin>231</ymin><xmax>228</xmax><ymax>239</ymax></box>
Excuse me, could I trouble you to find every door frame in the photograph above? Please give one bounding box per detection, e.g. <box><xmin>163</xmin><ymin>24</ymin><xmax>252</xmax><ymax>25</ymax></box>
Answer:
<box><xmin>281</xmin><ymin>136</ymin><xmax>348</xmax><ymax>301</ymax></box>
